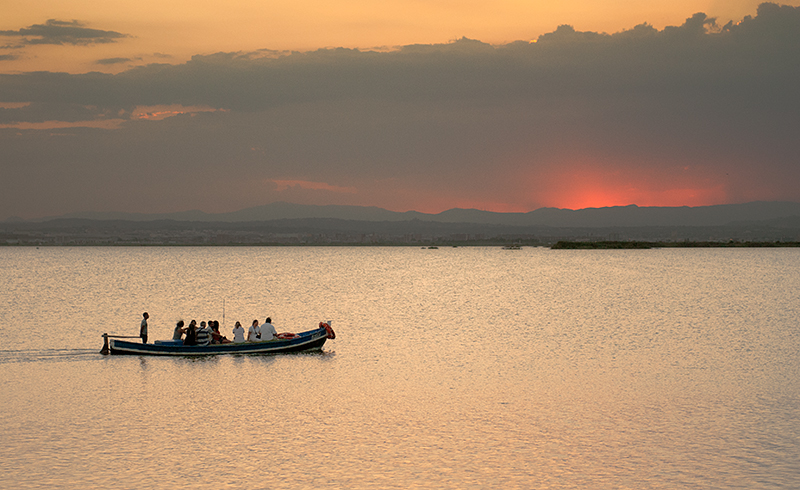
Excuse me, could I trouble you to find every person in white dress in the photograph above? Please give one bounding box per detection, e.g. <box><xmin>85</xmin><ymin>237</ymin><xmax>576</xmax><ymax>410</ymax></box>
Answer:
<box><xmin>247</xmin><ymin>320</ymin><xmax>261</xmax><ymax>342</ymax></box>
<box><xmin>232</xmin><ymin>321</ymin><xmax>245</xmax><ymax>343</ymax></box>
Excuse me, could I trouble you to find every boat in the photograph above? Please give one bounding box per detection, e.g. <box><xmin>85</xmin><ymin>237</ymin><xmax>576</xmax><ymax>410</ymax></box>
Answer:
<box><xmin>101</xmin><ymin>322</ymin><xmax>335</xmax><ymax>356</ymax></box>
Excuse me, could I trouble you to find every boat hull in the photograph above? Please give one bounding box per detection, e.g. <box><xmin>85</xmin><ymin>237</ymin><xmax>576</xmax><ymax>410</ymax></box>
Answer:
<box><xmin>108</xmin><ymin>327</ymin><xmax>329</xmax><ymax>356</ymax></box>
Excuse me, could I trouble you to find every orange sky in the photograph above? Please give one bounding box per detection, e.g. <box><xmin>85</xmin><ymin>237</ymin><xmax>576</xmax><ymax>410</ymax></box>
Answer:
<box><xmin>2</xmin><ymin>0</ymin><xmax>792</xmax><ymax>74</ymax></box>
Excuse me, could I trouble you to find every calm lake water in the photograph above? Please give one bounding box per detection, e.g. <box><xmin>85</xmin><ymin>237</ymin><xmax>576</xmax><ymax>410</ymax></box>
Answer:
<box><xmin>1</xmin><ymin>246</ymin><xmax>799</xmax><ymax>489</ymax></box>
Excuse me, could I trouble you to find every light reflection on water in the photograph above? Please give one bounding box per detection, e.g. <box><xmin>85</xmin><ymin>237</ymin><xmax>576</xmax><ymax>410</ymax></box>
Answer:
<box><xmin>1</xmin><ymin>246</ymin><xmax>799</xmax><ymax>489</ymax></box>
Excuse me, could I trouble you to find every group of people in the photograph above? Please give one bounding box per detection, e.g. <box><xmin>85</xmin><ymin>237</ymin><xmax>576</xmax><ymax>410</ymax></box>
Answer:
<box><xmin>138</xmin><ymin>312</ymin><xmax>281</xmax><ymax>346</ymax></box>
<box><xmin>236</xmin><ymin>317</ymin><xmax>278</xmax><ymax>343</ymax></box>
<box><xmin>172</xmin><ymin>319</ymin><xmax>228</xmax><ymax>346</ymax></box>
<box><xmin>172</xmin><ymin>317</ymin><xmax>278</xmax><ymax>346</ymax></box>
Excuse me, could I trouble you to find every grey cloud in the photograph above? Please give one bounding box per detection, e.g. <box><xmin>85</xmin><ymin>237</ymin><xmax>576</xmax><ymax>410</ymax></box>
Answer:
<box><xmin>96</xmin><ymin>57</ymin><xmax>140</xmax><ymax>66</ymax></box>
<box><xmin>4</xmin><ymin>4</ymin><xmax>798</xmax><ymax>117</ymax></box>
<box><xmin>0</xmin><ymin>101</ymin><xmax>115</xmax><ymax>124</ymax></box>
<box><xmin>0</xmin><ymin>19</ymin><xmax>129</xmax><ymax>46</ymax></box>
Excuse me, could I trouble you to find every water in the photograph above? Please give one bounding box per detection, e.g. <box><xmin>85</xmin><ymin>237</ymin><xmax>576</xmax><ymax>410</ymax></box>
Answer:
<box><xmin>1</xmin><ymin>246</ymin><xmax>799</xmax><ymax>489</ymax></box>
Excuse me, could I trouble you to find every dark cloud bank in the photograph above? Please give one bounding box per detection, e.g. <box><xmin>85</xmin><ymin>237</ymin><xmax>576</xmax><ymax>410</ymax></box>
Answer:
<box><xmin>0</xmin><ymin>19</ymin><xmax>129</xmax><ymax>46</ymax></box>
<box><xmin>1</xmin><ymin>3</ymin><xmax>799</xmax><ymax>219</ymax></box>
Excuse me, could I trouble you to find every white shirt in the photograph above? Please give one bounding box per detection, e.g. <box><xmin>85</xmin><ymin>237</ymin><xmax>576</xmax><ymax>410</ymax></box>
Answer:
<box><xmin>232</xmin><ymin>325</ymin><xmax>245</xmax><ymax>343</ymax></box>
<box><xmin>260</xmin><ymin>322</ymin><xmax>277</xmax><ymax>341</ymax></box>
<box><xmin>247</xmin><ymin>324</ymin><xmax>261</xmax><ymax>342</ymax></box>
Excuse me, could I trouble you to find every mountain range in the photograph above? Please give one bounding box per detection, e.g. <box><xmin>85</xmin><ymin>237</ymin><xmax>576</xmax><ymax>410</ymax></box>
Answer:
<box><xmin>30</xmin><ymin>201</ymin><xmax>800</xmax><ymax>228</ymax></box>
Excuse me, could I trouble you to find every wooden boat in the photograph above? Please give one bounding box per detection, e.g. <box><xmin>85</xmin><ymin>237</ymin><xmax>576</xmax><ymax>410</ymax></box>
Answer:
<box><xmin>101</xmin><ymin>323</ymin><xmax>335</xmax><ymax>356</ymax></box>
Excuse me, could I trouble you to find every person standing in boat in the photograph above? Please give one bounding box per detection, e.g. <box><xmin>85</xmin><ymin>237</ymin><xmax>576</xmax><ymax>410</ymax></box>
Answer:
<box><xmin>140</xmin><ymin>312</ymin><xmax>149</xmax><ymax>344</ymax></box>
<box><xmin>260</xmin><ymin>317</ymin><xmax>277</xmax><ymax>341</ymax></box>
<box><xmin>247</xmin><ymin>320</ymin><xmax>261</xmax><ymax>342</ymax></box>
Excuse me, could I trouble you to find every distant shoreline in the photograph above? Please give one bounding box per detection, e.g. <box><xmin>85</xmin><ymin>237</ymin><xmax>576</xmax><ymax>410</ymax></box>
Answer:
<box><xmin>4</xmin><ymin>241</ymin><xmax>800</xmax><ymax>249</ymax></box>
<box><xmin>4</xmin><ymin>201</ymin><xmax>800</xmax><ymax>245</ymax></box>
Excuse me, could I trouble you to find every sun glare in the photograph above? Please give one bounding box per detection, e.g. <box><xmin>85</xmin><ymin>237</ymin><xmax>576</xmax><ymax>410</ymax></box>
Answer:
<box><xmin>532</xmin><ymin>161</ymin><xmax>730</xmax><ymax>210</ymax></box>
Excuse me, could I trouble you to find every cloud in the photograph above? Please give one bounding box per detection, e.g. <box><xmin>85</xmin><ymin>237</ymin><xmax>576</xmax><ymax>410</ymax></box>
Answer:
<box><xmin>0</xmin><ymin>19</ymin><xmax>129</xmax><ymax>46</ymax></box>
<box><xmin>5</xmin><ymin>5</ymin><xmax>799</xmax><ymax>117</ymax></box>
<box><xmin>268</xmin><ymin>179</ymin><xmax>358</xmax><ymax>194</ymax></box>
<box><xmin>131</xmin><ymin>104</ymin><xmax>223</xmax><ymax>120</ymax></box>
<box><xmin>96</xmin><ymin>57</ymin><xmax>139</xmax><ymax>66</ymax></box>
<box><xmin>0</xmin><ymin>119</ymin><xmax>124</xmax><ymax>130</ymax></box>
<box><xmin>1</xmin><ymin>3</ymin><xmax>799</xmax><ymax>218</ymax></box>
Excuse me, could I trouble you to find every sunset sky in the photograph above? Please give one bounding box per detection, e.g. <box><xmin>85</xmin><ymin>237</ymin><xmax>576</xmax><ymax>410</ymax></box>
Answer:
<box><xmin>2</xmin><ymin>1</ymin><xmax>800</xmax><ymax>219</ymax></box>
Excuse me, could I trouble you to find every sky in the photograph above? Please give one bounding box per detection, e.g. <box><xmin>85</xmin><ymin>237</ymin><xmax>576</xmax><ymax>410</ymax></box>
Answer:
<box><xmin>1</xmin><ymin>1</ymin><xmax>800</xmax><ymax>219</ymax></box>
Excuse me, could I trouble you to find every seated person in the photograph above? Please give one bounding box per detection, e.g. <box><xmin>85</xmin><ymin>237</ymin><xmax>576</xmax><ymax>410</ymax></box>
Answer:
<box><xmin>247</xmin><ymin>320</ymin><xmax>261</xmax><ymax>342</ymax></box>
<box><xmin>232</xmin><ymin>321</ymin><xmax>246</xmax><ymax>343</ymax></box>
<box><xmin>260</xmin><ymin>317</ymin><xmax>277</xmax><ymax>341</ymax></box>
<box><xmin>211</xmin><ymin>321</ymin><xmax>231</xmax><ymax>344</ymax></box>
<box><xmin>172</xmin><ymin>320</ymin><xmax>187</xmax><ymax>340</ymax></box>
<box><xmin>195</xmin><ymin>321</ymin><xmax>212</xmax><ymax>346</ymax></box>
<box><xmin>183</xmin><ymin>320</ymin><xmax>198</xmax><ymax>346</ymax></box>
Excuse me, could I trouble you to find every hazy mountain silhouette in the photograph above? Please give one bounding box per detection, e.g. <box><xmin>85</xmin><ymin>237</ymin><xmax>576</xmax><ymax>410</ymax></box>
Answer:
<box><xmin>39</xmin><ymin>201</ymin><xmax>800</xmax><ymax>227</ymax></box>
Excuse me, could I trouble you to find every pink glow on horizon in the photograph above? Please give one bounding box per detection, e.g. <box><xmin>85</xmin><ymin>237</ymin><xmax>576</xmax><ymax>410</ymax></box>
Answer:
<box><xmin>528</xmin><ymin>160</ymin><xmax>731</xmax><ymax>210</ymax></box>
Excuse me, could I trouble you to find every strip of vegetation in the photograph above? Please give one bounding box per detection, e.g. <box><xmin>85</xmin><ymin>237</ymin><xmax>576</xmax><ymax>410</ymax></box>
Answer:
<box><xmin>551</xmin><ymin>241</ymin><xmax>654</xmax><ymax>249</ymax></box>
<box><xmin>551</xmin><ymin>241</ymin><xmax>800</xmax><ymax>249</ymax></box>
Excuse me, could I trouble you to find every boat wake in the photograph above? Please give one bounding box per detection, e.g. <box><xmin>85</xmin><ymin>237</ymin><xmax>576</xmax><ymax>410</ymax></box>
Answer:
<box><xmin>0</xmin><ymin>348</ymin><xmax>100</xmax><ymax>365</ymax></box>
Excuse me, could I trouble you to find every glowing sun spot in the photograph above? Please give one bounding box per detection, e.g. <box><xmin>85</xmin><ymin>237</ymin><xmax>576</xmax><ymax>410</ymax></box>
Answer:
<box><xmin>533</xmin><ymin>160</ymin><xmax>728</xmax><ymax>209</ymax></box>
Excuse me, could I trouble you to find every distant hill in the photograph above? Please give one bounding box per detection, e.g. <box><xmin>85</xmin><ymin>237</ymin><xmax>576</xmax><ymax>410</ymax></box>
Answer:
<box><xmin>34</xmin><ymin>201</ymin><xmax>800</xmax><ymax>228</ymax></box>
<box><xmin>41</xmin><ymin>203</ymin><xmax>422</xmax><ymax>223</ymax></box>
